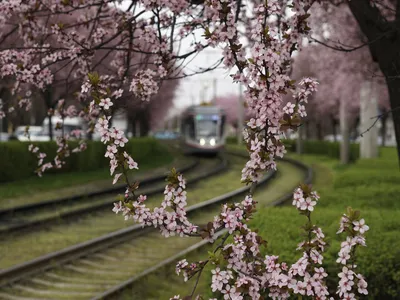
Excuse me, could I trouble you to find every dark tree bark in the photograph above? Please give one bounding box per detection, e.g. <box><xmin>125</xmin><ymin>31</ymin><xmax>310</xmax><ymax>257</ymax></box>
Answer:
<box><xmin>0</xmin><ymin>88</ymin><xmax>6</xmax><ymax>135</ymax></box>
<box><xmin>347</xmin><ymin>0</ymin><xmax>400</xmax><ymax>166</ymax></box>
<box><xmin>43</xmin><ymin>88</ymin><xmax>53</xmax><ymax>141</ymax></box>
<box><xmin>47</xmin><ymin>114</ymin><xmax>53</xmax><ymax>141</ymax></box>
<box><xmin>351</xmin><ymin>116</ymin><xmax>360</xmax><ymax>142</ymax></box>
<box><xmin>140</xmin><ymin>109</ymin><xmax>150</xmax><ymax>136</ymax></box>
<box><xmin>331</xmin><ymin>116</ymin><xmax>338</xmax><ymax>142</ymax></box>
<box><xmin>316</xmin><ymin>121</ymin><xmax>323</xmax><ymax>140</ymax></box>
<box><xmin>305</xmin><ymin>120</ymin><xmax>311</xmax><ymax>140</ymax></box>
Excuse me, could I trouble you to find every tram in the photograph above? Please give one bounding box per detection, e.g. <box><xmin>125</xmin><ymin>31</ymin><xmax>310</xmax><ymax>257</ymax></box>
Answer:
<box><xmin>180</xmin><ymin>104</ymin><xmax>226</xmax><ymax>155</ymax></box>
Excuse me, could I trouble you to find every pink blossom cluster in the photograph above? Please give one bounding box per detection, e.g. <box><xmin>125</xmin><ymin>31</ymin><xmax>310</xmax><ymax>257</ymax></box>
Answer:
<box><xmin>336</xmin><ymin>210</ymin><xmax>369</xmax><ymax>299</ymax></box>
<box><xmin>80</xmin><ymin>77</ymin><xmax>136</xmax><ymax>185</ymax></box>
<box><xmin>200</xmin><ymin>0</ymin><xmax>319</xmax><ymax>183</ymax></box>
<box><xmin>113</xmin><ymin>169</ymin><xmax>198</xmax><ymax>237</ymax></box>
<box><xmin>129</xmin><ymin>70</ymin><xmax>160</xmax><ymax>102</ymax></box>
<box><xmin>0</xmin><ymin>49</ymin><xmax>54</xmax><ymax>89</ymax></box>
<box><xmin>25</xmin><ymin>99</ymin><xmax>83</xmax><ymax>176</ymax></box>
<box><xmin>292</xmin><ymin>185</ymin><xmax>320</xmax><ymax>211</ymax></box>
<box><xmin>171</xmin><ymin>184</ymin><xmax>369</xmax><ymax>300</ymax></box>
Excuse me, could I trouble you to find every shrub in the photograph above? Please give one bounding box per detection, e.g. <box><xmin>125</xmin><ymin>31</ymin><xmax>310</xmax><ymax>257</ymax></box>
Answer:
<box><xmin>0</xmin><ymin>138</ymin><xmax>168</xmax><ymax>183</ymax></box>
<box><xmin>249</xmin><ymin>207</ymin><xmax>400</xmax><ymax>299</ymax></box>
<box><xmin>225</xmin><ymin>136</ymin><xmax>239</xmax><ymax>144</ymax></box>
<box><xmin>227</xmin><ymin>138</ymin><xmax>360</xmax><ymax>161</ymax></box>
<box><xmin>282</xmin><ymin>139</ymin><xmax>360</xmax><ymax>161</ymax></box>
<box><xmin>247</xmin><ymin>148</ymin><xmax>400</xmax><ymax>299</ymax></box>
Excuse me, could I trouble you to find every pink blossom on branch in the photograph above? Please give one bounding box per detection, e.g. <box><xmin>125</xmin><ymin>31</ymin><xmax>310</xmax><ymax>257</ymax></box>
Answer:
<box><xmin>0</xmin><ymin>0</ymin><xmax>371</xmax><ymax>298</ymax></box>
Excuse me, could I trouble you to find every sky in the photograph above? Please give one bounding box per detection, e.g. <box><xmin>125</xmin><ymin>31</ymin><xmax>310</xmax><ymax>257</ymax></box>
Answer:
<box><xmin>171</xmin><ymin>49</ymin><xmax>239</xmax><ymax>113</ymax></box>
<box><xmin>118</xmin><ymin>1</ymin><xmax>239</xmax><ymax>118</ymax></box>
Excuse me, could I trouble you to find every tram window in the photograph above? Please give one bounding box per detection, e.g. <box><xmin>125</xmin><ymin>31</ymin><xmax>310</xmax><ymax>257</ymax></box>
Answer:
<box><xmin>196</xmin><ymin>119</ymin><xmax>218</xmax><ymax>137</ymax></box>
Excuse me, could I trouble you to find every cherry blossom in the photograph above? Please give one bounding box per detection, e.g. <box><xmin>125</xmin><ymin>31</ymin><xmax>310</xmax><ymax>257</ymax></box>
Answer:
<box><xmin>353</xmin><ymin>219</ymin><xmax>369</xmax><ymax>234</ymax></box>
<box><xmin>99</xmin><ymin>98</ymin><xmax>113</xmax><ymax>110</ymax></box>
<box><xmin>0</xmin><ymin>0</ymin><xmax>372</xmax><ymax>298</ymax></box>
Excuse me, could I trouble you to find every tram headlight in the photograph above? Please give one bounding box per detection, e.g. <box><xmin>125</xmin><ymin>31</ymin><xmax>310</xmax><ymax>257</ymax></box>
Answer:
<box><xmin>200</xmin><ymin>138</ymin><xmax>206</xmax><ymax>145</ymax></box>
<box><xmin>210</xmin><ymin>138</ymin><xmax>216</xmax><ymax>146</ymax></box>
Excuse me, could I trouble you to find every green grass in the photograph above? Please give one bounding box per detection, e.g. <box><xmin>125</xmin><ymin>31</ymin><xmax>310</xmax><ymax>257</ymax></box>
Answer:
<box><xmin>248</xmin><ymin>147</ymin><xmax>400</xmax><ymax>299</ymax></box>
<box><xmin>0</xmin><ymin>151</ymin><xmax>177</xmax><ymax>210</ymax></box>
<box><xmin>128</xmin><ymin>147</ymin><xmax>400</xmax><ymax>299</ymax></box>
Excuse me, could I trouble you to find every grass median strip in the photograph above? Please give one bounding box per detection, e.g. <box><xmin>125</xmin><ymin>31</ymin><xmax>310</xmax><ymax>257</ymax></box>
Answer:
<box><xmin>0</xmin><ymin>157</ymin><xmax>302</xmax><ymax>299</ymax></box>
<box><xmin>0</xmin><ymin>155</ymin><xmax>246</xmax><ymax>269</ymax></box>
<box><xmin>0</xmin><ymin>152</ymin><xmax>178</xmax><ymax>210</ymax></box>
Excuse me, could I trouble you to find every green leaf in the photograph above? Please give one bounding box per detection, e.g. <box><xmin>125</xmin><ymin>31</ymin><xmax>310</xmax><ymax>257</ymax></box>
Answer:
<box><xmin>88</xmin><ymin>72</ymin><xmax>100</xmax><ymax>86</ymax></box>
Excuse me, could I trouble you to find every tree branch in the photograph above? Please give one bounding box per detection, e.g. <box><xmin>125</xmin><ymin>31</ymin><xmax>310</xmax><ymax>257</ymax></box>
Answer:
<box><xmin>360</xmin><ymin>105</ymin><xmax>400</xmax><ymax>137</ymax></box>
<box><xmin>309</xmin><ymin>35</ymin><xmax>384</xmax><ymax>52</ymax></box>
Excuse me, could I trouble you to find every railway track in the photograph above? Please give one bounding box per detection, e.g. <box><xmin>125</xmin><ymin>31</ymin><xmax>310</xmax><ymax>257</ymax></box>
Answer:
<box><xmin>0</xmin><ymin>153</ymin><xmax>312</xmax><ymax>300</ymax></box>
<box><xmin>0</xmin><ymin>156</ymin><xmax>227</xmax><ymax>235</ymax></box>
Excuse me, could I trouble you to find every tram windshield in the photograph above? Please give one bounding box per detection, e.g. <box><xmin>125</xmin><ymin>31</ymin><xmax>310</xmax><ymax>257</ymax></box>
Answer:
<box><xmin>196</xmin><ymin>117</ymin><xmax>218</xmax><ymax>138</ymax></box>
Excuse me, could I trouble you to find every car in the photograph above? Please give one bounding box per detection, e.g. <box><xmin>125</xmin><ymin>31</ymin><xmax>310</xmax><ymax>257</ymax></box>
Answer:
<box><xmin>15</xmin><ymin>126</ymin><xmax>46</xmax><ymax>141</ymax></box>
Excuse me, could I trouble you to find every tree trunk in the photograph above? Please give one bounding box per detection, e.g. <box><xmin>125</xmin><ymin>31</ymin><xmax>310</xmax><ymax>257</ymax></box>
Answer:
<box><xmin>347</xmin><ymin>0</ymin><xmax>400</xmax><ymax>166</ymax></box>
<box><xmin>359</xmin><ymin>80</ymin><xmax>379</xmax><ymax>159</ymax></box>
<box><xmin>353</xmin><ymin>117</ymin><xmax>360</xmax><ymax>142</ymax></box>
<box><xmin>385</xmin><ymin>79</ymin><xmax>400</xmax><ymax>161</ymax></box>
<box><xmin>141</xmin><ymin>117</ymin><xmax>150</xmax><ymax>136</ymax></box>
<box><xmin>48</xmin><ymin>114</ymin><xmax>53</xmax><ymax>141</ymax></box>
<box><xmin>316</xmin><ymin>121</ymin><xmax>323</xmax><ymax>140</ymax></box>
<box><xmin>135</xmin><ymin>120</ymin><xmax>140</xmax><ymax>137</ymax></box>
<box><xmin>0</xmin><ymin>88</ymin><xmax>6</xmax><ymax>138</ymax></box>
<box><xmin>340</xmin><ymin>100</ymin><xmax>350</xmax><ymax>164</ymax></box>
<box><xmin>296</xmin><ymin>125</ymin><xmax>304</xmax><ymax>155</ymax></box>
<box><xmin>43</xmin><ymin>88</ymin><xmax>53</xmax><ymax>141</ymax></box>
<box><xmin>304</xmin><ymin>120</ymin><xmax>310</xmax><ymax>140</ymax></box>
<box><xmin>331</xmin><ymin>117</ymin><xmax>337</xmax><ymax>142</ymax></box>
<box><xmin>130</xmin><ymin>117</ymin><xmax>136</xmax><ymax>137</ymax></box>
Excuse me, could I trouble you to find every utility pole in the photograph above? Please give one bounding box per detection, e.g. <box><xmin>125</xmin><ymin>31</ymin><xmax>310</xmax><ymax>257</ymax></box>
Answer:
<box><xmin>238</xmin><ymin>84</ymin><xmax>244</xmax><ymax>145</ymax></box>
<box><xmin>200</xmin><ymin>82</ymin><xmax>209</xmax><ymax>104</ymax></box>
<box><xmin>199</xmin><ymin>87</ymin><xmax>203</xmax><ymax>105</ymax></box>
<box><xmin>212</xmin><ymin>78</ymin><xmax>217</xmax><ymax>105</ymax></box>
<box><xmin>177</xmin><ymin>115</ymin><xmax>181</xmax><ymax>134</ymax></box>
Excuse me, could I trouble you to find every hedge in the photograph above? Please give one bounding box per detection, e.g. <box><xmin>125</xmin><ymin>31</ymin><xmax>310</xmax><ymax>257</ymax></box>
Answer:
<box><xmin>226</xmin><ymin>136</ymin><xmax>360</xmax><ymax>161</ymax></box>
<box><xmin>203</xmin><ymin>147</ymin><xmax>399</xmax><ymax>299</ymax></box>
<box><xmin>0</xmin><ymin>138</ymin><xmax>168</xmax><ymax>183</ymax></box>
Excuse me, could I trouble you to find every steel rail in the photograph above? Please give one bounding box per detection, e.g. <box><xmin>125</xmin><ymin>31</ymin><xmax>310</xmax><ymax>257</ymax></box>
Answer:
<box><xmin>0</xmin><ymin>157</ymin><xmax>227</xmax><ymax>235</ymax></box>
<box><xmin>0</xmin><ymin>152</ymin><xmax>312</xmax><ymax>300</ymax></box>
<box><xmin>0</xmin><ymin>158</ymin><xmax>198</xmax><ymax>218</ymax></box>
<box><xmin>0</xmin><ymin>155</ymin><xmax>229</xmax><ymax>287</ymax></box>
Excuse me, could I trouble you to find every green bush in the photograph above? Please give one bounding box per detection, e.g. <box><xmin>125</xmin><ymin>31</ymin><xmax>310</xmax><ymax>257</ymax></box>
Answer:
<box><xmin>226</xmin><ymin>136</ymin><xmax>239</xmax><ymax>144</ymax></box>
<box><xmin>249</xmin><ymin>207</ymin><xmax>400</xmax><ymax>299</ymax></box>
<box><xmin>227</xmin><ymin>138</ymin><xmax>360</xmax><ymax>161</ymax></box>
<box><xmin>0</xmin><ymin>138</ymin><xmax>168</xmax><ymax>183</ymax></box>
<box><xmin>282</xmin><ymin>139</ymin><xmax>360</xmax><ymax>161</ymax></box>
